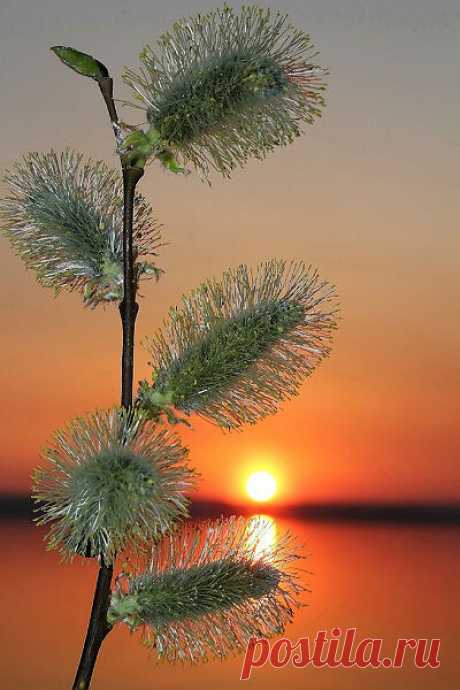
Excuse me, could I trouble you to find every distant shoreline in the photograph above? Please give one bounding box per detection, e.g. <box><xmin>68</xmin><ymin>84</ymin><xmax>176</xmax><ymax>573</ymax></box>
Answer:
<box><xmin>2</xmin><ymin>494</ymin><xmax>460</xmax><ymax>524</ymax></box>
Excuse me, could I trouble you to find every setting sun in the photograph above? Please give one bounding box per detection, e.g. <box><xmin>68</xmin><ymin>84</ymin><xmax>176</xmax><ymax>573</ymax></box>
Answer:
<box><xmin>246</xmin><ymin>471</ymin><xmax>277</xmax><ymax>503</ymax></box>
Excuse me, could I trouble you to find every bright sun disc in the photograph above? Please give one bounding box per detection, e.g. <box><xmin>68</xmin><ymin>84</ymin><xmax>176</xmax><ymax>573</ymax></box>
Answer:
<box><xmin>246</xmin><ymin>471</ymin><xmax>277</xmax><ymax>502</ymax></box>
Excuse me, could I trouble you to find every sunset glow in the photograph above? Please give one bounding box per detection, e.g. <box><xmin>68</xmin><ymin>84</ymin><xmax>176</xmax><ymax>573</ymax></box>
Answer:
<box><xmin>246</xmin><ymin>471</ymin><xmax>277</xmax><ymax>503</ymax></box>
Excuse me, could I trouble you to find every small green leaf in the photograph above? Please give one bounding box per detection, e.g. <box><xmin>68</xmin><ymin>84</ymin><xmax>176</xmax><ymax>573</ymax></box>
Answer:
<box><xmin>51</xmin><ymin>46</ymin><xmax>109</xmax><ymax>81</ymax></box>
<box><xmin>122</xmin><ymin>130</ymin><xmax>152</xmax><ymax>155</ymax></box>
<box><xmin>157</xmin><ymin>150</ymin><xmax>186</xmax><ymax>174</ymax></box>
<box><xmin>144</xmin><ymin>127</ymin><xmax>161</xmax><ymax>145</ymax></box>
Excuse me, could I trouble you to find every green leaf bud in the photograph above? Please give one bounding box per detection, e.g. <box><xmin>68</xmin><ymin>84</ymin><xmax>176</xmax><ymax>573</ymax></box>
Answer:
<box><xmin>51</xmin><ymin>46</ymin><xmax>109</xmax><ymax>81</ymax></box>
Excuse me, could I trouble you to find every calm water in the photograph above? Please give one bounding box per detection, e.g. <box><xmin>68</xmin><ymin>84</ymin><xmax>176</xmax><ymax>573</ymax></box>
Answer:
<box><xmin>1</xmin><ymin>518</ymin><xmax>459</xmax><ymax>690</ymax></box>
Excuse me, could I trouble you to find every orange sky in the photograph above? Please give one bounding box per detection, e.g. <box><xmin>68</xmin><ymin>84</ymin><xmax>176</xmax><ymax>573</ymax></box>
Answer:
<box><xmin>1</xmin><ymin>0</ymin><xmax>459</xmax><ymax>504</ymax></box>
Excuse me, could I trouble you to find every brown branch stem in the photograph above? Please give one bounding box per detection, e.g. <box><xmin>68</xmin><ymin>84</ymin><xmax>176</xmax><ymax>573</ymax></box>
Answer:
<box><xmin>71</xmin><ymin>78</ymin><xmax>144</xmax><ymax>690</ymax></box>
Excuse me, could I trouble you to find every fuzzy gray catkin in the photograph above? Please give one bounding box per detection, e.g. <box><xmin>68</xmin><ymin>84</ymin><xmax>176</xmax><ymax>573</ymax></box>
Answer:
<box><xmin>0</xmin><ymin>150</ymin><xmax>162</xmax><ymax>307</ymax></box>
<box><xmin>123</xmin><ymin>5</ymin><xmax>327</xmax><ymax>179</ymax></box>
<box><xmin>33</xmin><ymin>407</ymin><xmax>196</xmax><ymax>562</ymax></box>
<box><xmin>138</xmin><ymin>260</ymin><xmax>338</xmax><ymax>429</ymax></box>
<box><xmin>108</xmin><ymin>516</ymin><xmax>305</xmax><ymax>662</ymax></box>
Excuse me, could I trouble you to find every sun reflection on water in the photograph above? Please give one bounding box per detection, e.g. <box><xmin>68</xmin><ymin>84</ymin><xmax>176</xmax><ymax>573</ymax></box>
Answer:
<box><xmin>245</xmin><ymin>514</ymin><xmax>278</xmax><ymax>561</ymax></box>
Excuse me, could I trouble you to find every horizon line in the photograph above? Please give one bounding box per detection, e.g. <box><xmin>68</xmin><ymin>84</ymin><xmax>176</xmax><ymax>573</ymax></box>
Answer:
<box><xmin>1</xmin><ymin>494</ymin><xmax>460</xmax><ymax>524</ymax></box>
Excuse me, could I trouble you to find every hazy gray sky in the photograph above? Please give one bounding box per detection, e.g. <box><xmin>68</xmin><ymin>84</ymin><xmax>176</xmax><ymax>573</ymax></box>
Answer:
<box><xmin>1</xmin><ymin>0</ymin><xmax>459</xmax><ymax>502</ymax></box>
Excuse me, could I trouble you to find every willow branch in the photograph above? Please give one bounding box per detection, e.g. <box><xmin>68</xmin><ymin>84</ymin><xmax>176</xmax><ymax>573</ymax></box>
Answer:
<box><xmin>72</xmin><ymin>75</ymin><xmax>143</xmax><ymax>690</ymax></box>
